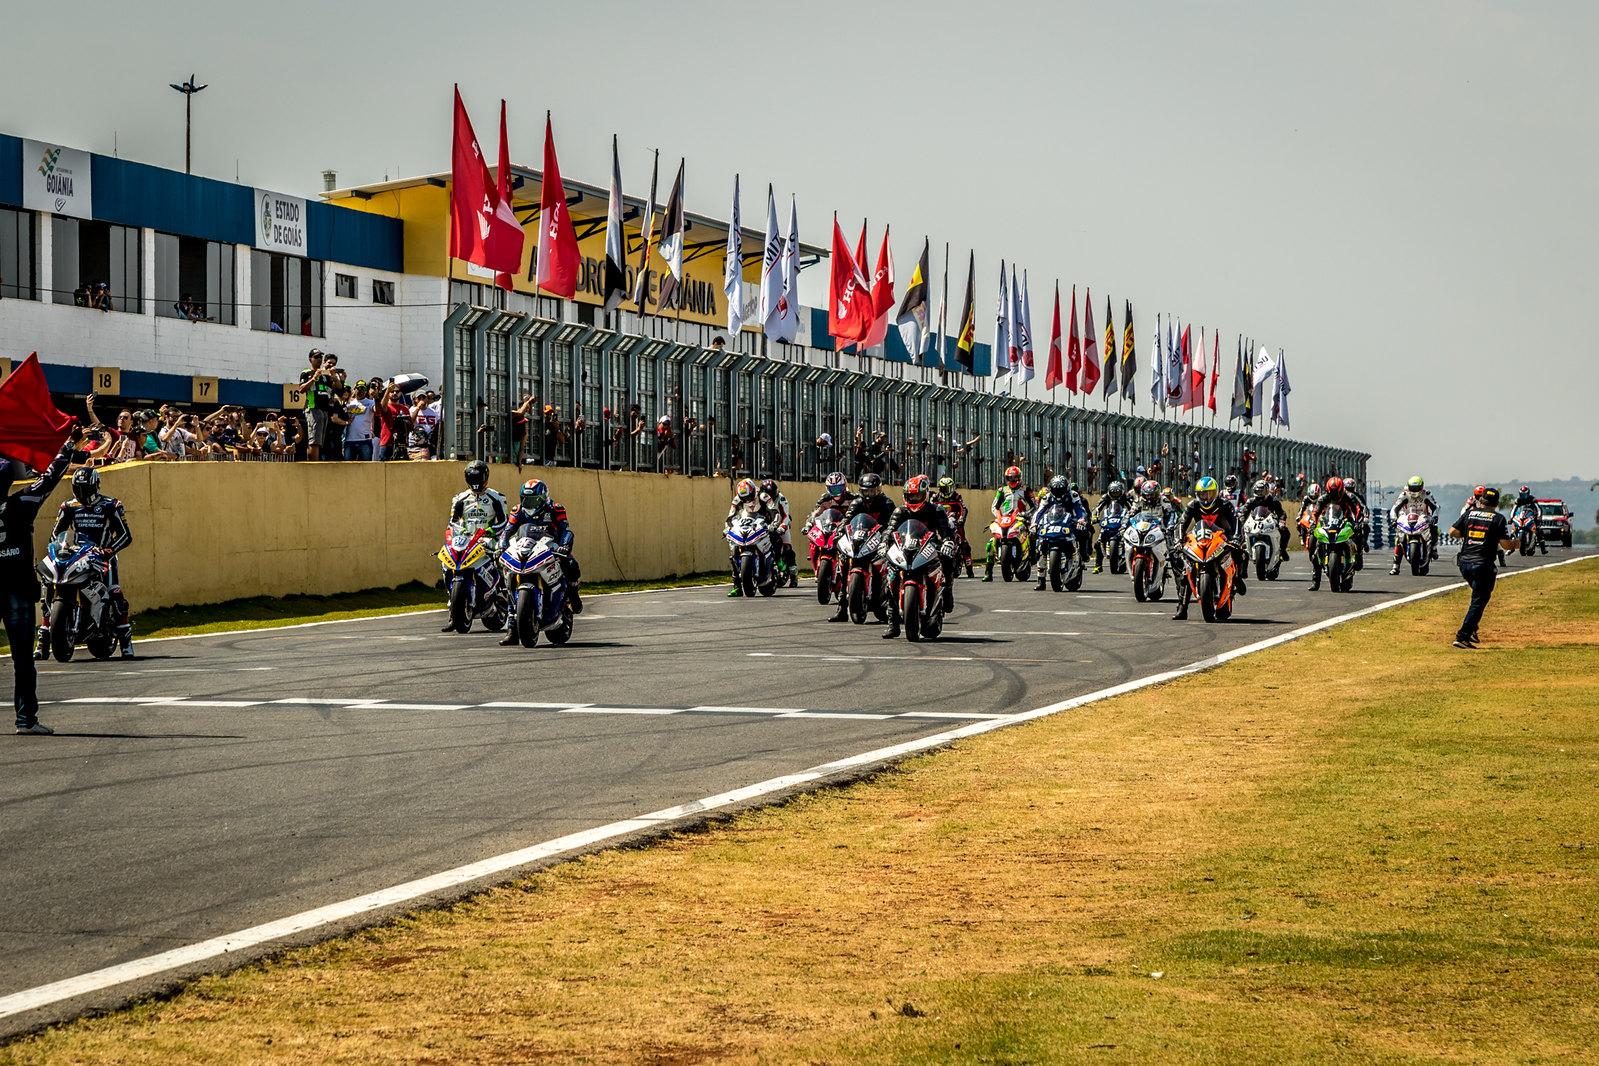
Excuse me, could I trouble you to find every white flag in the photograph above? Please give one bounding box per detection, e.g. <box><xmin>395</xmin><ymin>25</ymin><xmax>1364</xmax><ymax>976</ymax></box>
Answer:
<box><xmin>601</xmin><ymin>134</ymin><xmax>627</xmax><ymax>313</ymax></box>
<box><xmin>757</xmin><ymin>185</ymin><xmax>782</xmax><ymax>332</ymax></box>
<box><xmin>1252</xmin><ymin>344</ymin><xmax>1278</xmax><ymax>414</ymax></box>
<box><xmin>1016</xmin><ymin>268</ymin><xmax>1035</xmax><ymax>384</ymax></box>
<box><xmin>767</xmin><ymin>195</ymin><xmax>801</xmax><ymax>344</ymax></box>
<box><xmin>724</xmin><ymin>174</ymin><xmax>744</xmax><ymax>335</ymax></box>
<box><xmin>1166</xmin><ymin>317</ymin><xmax>1185</xmax><ymax>407</ymax></box>
<box><xmin>993</xmin><ymin>262</ymin><xmax>1011</xmax><ymax>377</ymax></box>
<box><xmin>1273</xmin><ymin>351</ymin><xmax>1291</xmax><ymax>428</ymax></box>
<box><xmin>1150</xmin><ymin>312</ymin><xmax>1166</xmax><ymax>407</ymax></box>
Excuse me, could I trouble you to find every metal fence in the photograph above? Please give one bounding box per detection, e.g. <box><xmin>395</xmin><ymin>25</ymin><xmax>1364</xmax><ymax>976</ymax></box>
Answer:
<box><xmin>442</xmin><ymin>302</ymin><xmax>1368</xmax><ymax>492</ymax></box>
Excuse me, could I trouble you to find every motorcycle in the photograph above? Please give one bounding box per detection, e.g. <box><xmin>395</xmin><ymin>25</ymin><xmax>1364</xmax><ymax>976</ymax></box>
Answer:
<box><xmin>1313</xmin><ymin>503</ymin><xmax>1358</xmax><ymax>592</ymax></box>
<box><xmin>1511</xmin><ymin>506</ymin><xmax>1539</xmax><ymax>556</ymax></box>
<box><xmin>989</xmin><ymin>499</ymin><xmax>1033</xmax><ymax>582</ymax></box>
<box><xmin>726</xmin><ymin>502</ymin><xmax>779</xmax><ymax>598</ymax></box>
<box><xmin>36</xmin><ymin>537</ymin><xmax>119</xmax><ymax>661</ymax></box>
<box><xmin>438</xmin><ymin>524</ymin><xmax>508</xmax><ymax>633</ymax></box>
<box><xmin>1034</xmin><ymin>501</ymin><xmax>1085</xmax><ymax>592</ymax></box>
<box><xmin>499</xmin><ymin>532</ymin><xmax>574</xmax><ymax>647</ymax></box>
<box><xmin>1393</xmin><ymin>509</ymin><xmax>1433</xmax><ymax>576</ymax></box>
<box><xmin>1097</xmin><ymin>505</ymin><xmax>1129</xmax><ymax>575</ymax></box>
<box><xmin>1244</xmin><ymin>507</ymin><xmax>1283</xmax><ymax>582</ymax></box>
<box><xmin>1177</xmin><ymin>525</ymin><xmax>1238</xmax><ymax>623</ymax></box>
<box><xmin>886</xmin><ymin>519</ymin><xmax>948</xmax><ymax>642</ymax></box>
<box><xmin>934</xmin><ymin>499</ymin><xmax>973</xmax><ymax>577</ymax></box>
<box><xmin>838</xmin><ymin>513</ymin><xmax>890</xmax><ymax>624</ymax></box>
<box><xmin>1124</xmin><ymin>512</ymin><xmax>1170</xmax><ymax>602</ymax></box>
<box><xmin>1297</xmin><ymin>505</ymin><xmax>1317</xmax><ymax>551</ymax></box>
<box><xmin>806</xmin><ymin>508</ymin><xmax>846</xmax><ymax>606</ymax></box>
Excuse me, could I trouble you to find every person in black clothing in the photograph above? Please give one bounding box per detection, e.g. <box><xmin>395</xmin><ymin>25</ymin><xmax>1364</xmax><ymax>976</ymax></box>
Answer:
<box><xmin>1449</xmin><ymin>487</ymin><xmax>1517</xmax><ymax>649</ymax></box>
<box><xmin>882</xmin><ymin>474</ymin><xmax>957</xmax><ymax>638</ymax></box>
<box><xmin>844</xmin><ymin>472</ymin><xmax>896</xmax><ymax>528</ymax></box>
<box><xmin>1238</xmin><ymin>479</ymin><xmax>1290</xmax><ymax>563</ymax></box>
<box><xmin>2</xmin><ymin>429</ymin><xmax>84</xmax><ymax>734</ymax></box>
<box><xmin>1173</xmin><ymin>476</ymin><xmax>1247</xmax><ymax>620</ymax></box>
<box><xmin>36</xmin><ymin>467</ymin><xmax>136</xmax><ymax>659</ymax></box>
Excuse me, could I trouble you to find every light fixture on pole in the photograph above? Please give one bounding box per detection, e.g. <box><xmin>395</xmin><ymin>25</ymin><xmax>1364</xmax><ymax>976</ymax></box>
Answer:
<box><xmin>169</xmin><ymin>75</ymin><xmax>207</xmax><ymax>174</ymax></box>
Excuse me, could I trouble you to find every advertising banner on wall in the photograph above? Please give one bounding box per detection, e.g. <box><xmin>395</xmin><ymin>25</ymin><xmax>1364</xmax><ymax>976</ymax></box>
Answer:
<box><xmin>23</xmin><ymin>140</ymin><xmax>93</xmax><ymax>219</ymax></box>
<box><xmin>256</xmin><ymin>189</ymin><xmax>308</xmax><ymax>257</ymax></box>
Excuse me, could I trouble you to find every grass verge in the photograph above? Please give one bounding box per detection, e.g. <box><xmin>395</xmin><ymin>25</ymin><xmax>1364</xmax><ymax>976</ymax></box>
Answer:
<box><xmin>0</xmin><ymin>573</ymin><xmax>730</xmax><ymax>649</ymax></box>
<box><xmin>5</xmin><ymin>560</ymin><xmax>1597</xmax><ymax>1063</ymax></box>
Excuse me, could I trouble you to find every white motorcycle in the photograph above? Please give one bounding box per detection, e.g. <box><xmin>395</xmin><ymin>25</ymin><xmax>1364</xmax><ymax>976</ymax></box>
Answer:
<box><xmin>1123</xmin><ymin>511</ymin><xmax>1171</xmax><ymax>602</ymax></box>
<box><xmin>726</xmin><ymin>501</ymin><xmax>779</xmax><ymax>598</ymax></box>
<box><xmin>1243</xmin><ymin>507</ymin><xmax>1283</xmax><ymax>582</ymax></box>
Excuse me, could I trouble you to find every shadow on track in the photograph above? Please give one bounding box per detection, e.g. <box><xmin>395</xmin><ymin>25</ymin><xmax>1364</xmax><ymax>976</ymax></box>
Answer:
<box><xmin>40</xmin><ymin>732</ymin><xmax>246</xmax><ymax>740</ymax></box>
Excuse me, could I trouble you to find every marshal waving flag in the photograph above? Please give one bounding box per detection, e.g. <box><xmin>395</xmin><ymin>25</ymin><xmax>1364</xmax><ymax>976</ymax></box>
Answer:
<box><xmin>1101</xmin><ymin>293</ymin><xmax>1117</xmax><ymax>400</ymax></box>
<box><xmin>535</xmin><ymin>112</ymin><xmax>580</xmax><ymax>298</ymax></box>
<box><xmin>954</xmin><ymin>250</ymin><xmax>977</xmax><ymax>372</ymax></box>
<box><xmin>1080</xmin><ymin>288</ymin><xmax>1101</xmax><ymax>396</ymax></box>
<box><xmin>1121</xmin><ymin>299</ymin><xmax>1137</xmax><ymax>403</ymax></box>
<box><xmin>1045</xmin><ymin>282</ymin><xmax>1064</xmax><ymax>390</ymax></box>
<box><xmin>601</xmin><ymin>135</ymin><xmax>628</xmax><ymax>312</ymax></box>
<box><xmin>723</xmin><ymin>173</ymin><xmax>744</xmax><ymax>335</ymax></box>
<box><xmin>0</xmin><ymin>353</ymin><xmax>74</xmax><ymax>470</ymax></box>
<box><xmin>828</xmin><ymin>214</ymin><xmax>875</xmax><ymax>346</ymax></box>
<box><xmin>895</xmin><ymin>236</ymin><xmax>931</xmax><ymax>358</ymax></box>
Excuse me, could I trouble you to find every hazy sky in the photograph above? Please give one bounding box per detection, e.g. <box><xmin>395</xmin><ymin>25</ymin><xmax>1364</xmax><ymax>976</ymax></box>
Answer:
<box><xmin>4</xmin><ymin>0</ymin><xmax>1595</xmax><ymax>485</ymax></box>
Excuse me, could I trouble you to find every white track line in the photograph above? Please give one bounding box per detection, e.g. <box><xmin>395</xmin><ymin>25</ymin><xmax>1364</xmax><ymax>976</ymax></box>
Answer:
<box><xmin>2</xmin><ymin>554</ymin><xmax>1589</xmax><ymax>1025</ymax></box>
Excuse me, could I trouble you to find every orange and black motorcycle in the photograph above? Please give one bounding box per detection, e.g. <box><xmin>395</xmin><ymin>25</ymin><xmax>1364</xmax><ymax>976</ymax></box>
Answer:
<box><xmin>1175</xmin><ymin>524</ymin><xmax>1239</xmax><ymax>623</ymax></box>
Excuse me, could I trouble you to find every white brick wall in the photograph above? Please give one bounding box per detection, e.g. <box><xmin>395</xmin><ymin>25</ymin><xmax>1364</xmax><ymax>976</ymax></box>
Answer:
<box><xmin>0</xmin><ymin>220</ymin><xmax>448</xmax><ymax>389</ymax></box>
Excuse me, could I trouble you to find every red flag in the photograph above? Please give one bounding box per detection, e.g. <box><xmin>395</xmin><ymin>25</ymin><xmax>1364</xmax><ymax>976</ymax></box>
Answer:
<box><xmin>1065</xmin><ymin>284</ymin><xmax>1081</xmax><ymax>393</ymax></box>
<box><xmin>492</xmin><ymin>101</ymin><xmax>521</xmax><ymax>292</ymax></box>
<box><xmin>1207</xmin><ymin>328</ymin><xmax>1221</xmax><ymax>413</ymax></box>
<box><xmin>535</xmin><ymin>113</ymin><xmax>581</xmax><ymax>298</ymax></box>
<box><xmin>0</xmin><ymin>354</ymin><xmax>73</xmax><ymax>470</ymax></box>
<box><xmin>1181</xmin><ymin>324</ymin><xmax>1201</xmax><ymax>411</ymax></box>
<box><xmin>862</xmin><ymin>226</ymin><xmax>895</xmax><ymax>349</ymax></box>
<box><xmin>1080</xmin><ymin>288</ymin><xmax>1101</xmax><ymax>395</ymax></box>
<box><xmin>828</xmin><ymin>215</ymin><xmax>876</xmax><ymax>347</ymax></box>
<box><xmin>1044</xmin><ymin>282</ymin><xmax>1063</xmax><ymax>390</ymax></box>
<box><xmin>448</xmin><ymin>88</ymin><xmax>522</xmax><ymax>276</ymax></box>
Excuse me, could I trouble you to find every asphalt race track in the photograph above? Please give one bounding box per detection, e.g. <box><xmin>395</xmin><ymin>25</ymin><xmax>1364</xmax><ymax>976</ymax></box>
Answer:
<box><xmin>1</xmin><ymin>544</ymin><xmax>1583</xmax><ymax>1031</ymax></box>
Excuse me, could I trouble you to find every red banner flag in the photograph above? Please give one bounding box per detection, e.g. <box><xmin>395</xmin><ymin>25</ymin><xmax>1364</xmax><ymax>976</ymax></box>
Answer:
<box><xmin>1065</xmin><ymin>284</ymin><xmax>1081</xmax><ymax>393</ymax></box>
<box><xmin>492</xmin><ymin>101</ymin><xmax>521</xmax><ymax>292</ymax></box>
<box><xmin>536</xmin><ymin>112</ymin><xmax>581</xmax><ymax>299</ymax></box>
<box><xmin>0</xmin><ymin>354</ymin><xmax>74</xmax><ymax>470</ymax></box>
<box><xmin>1044</xmin><ymin>282</ymin><xmax>1063</xmax><ymax>389</ymax></box>
<box><xmin>1080</xmin><ymin>288</ymin><xmax>1101</xmax><ymax>396</ymax></box>
<box><xmin>1207</xmin><ymin>327</ymin><xmax>1221</xmax><ymax>413</ymax></box>
<box><xmin>861</xmin><ymin>226</ymin><xmax>895</xmax><ymax>349</ymax></box>
<box><xmin>829</xmin><ymin>215</ymin><xmax>876</xmax><ymax>347</ymax></box>
<box><xmin>448</xmin><ymin>88</ymin><xmax>522</xmax><ymax>276</ymax></box>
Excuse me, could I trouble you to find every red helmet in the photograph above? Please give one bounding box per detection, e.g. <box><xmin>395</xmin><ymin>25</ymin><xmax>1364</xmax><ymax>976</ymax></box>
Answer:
<box><xmin>1472</xmin><ymin>485</ymin><xmax>1486</xmax><ymax>499</ymax></box>
<box><xmin>1004</xmin><ymin>465</ymin><xmax>1022</xmax><ymax>488</ymax></box>
<box><xmin>1325</xmin><ymin>476</ymin><xmax>1343</xmax><ymax>493</ymax></box>
<box><xmin>904</xmin><ymin>474</ymin><xmax>931</xmax><ymax>505</ymax></box>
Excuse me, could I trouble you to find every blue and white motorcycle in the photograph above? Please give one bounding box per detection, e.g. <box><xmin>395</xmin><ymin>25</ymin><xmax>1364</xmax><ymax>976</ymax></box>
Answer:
<box><xmin>726</xmin><ymin>502</ymin><xmax>779</xmax><ymax>598</ymax></box>
<box><xmin>1034</xmin><ymin>500</ymin><xmax>1086</xmax><ymax>592</ymax></box>
<box><xmin>499</xmin><ymin>532</ymin><xmax>574</xmax><ymax>647</ymax></box>
<box><xmin>36</xmin><ymin>538</ymin><xmax>118</xmax><ymax>661</ymax></box>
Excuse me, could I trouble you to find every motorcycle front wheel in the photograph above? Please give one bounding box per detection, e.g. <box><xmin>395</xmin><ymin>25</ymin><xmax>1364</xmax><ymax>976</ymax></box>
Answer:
<box><xmin>902</xmin><ymin>583</ymin><xmax>922</xmax><ymax>642</ymax></box>
<box><xmin>847</xmin><ymin>570</ymin><xmax>867</xmax><ymax>625</ymax></box>
<box><xmin>1200</xmin><ymin>569</ymin><xmax>1219</xmax><ymax>623</ymax></box>
<box><xmin>815</xmin><ymin>557</ymin><xmax>834</xmax><ymax>605</ymax></box>
<box><xmin>516</xmin><ymin>587</ymin><xmax>540</xmax><ymax>647</ymax></box>
<box><xmin>1133</xmin><ymin>558</ymin><xmax>1149</xmax><ymax>602</ymax></box>
<box><xmin>1049</xmin><ymin>549</ymin><xmax>1064</xmax><ymax>592</ymax></box>
<box><xmin>448</xmin><ymin>577</ymin><xmax>472</xmax><ymax>632</ymax></box>
<box><xmin>49</xmin><ymin>598</ymin><xmax>76</xmax><ymax>662</ymax></box>
<box><xmin>738</xmin><ymin>555</ymin><xmax>758</xmax><ymax>599</ymax></box>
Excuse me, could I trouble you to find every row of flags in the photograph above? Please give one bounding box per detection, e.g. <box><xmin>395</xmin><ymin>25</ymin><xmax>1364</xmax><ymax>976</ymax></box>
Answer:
<box><xmin>447</xmin><ymin>90</ymin><xmax>1294</xmax><ymax>430</ymax></box>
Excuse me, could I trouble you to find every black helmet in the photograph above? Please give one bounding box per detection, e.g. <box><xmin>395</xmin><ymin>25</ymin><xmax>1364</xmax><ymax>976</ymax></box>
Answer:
<box><xmin>1224</xmin><ymin>474</ymin><xmax>1239</xmax><ymax>490</ymax></box>
<box><xmin>1252</xmin><ymin>479</ymin><xmax>1268</xmax><ymax>497</ymax></box>
<box><xmin>1107</xmin><ymin>480</ymin><xmax>1126</xmax><ymax>499</ymax></box>
<box><xmin>72</xmin><ymin>467</ymin><xmax>101</xmax><ymax>505</ymax></box>
<box><xmin>860</xmin><ymin>472</ymin><xmax>882</xmax><ymax>498</ymax></box>
<box><xmin>759</xmin><ymin>478</ymin><xmax>779</xmax><ymax>501</ymax></box>
<box><xmin>1047</xmin><ymin>474</ymin><xmax>1069</xmax><ymax>499</ymax></box>
<box><xmin>464</xmin><ymin>460</ymin><xmax>489</xmax><ymax>491</ymax></box>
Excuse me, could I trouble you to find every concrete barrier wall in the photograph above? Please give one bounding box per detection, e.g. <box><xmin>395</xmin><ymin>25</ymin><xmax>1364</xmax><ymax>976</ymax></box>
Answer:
<box><xmin>33</xmin><ymin>463</ymin><xmax>760</xmax><ymax>613</ymax></box>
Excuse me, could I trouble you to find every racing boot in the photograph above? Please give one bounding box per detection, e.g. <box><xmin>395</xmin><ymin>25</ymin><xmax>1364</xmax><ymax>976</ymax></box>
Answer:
<box><xmin>116</xmin><ymin>625</ymin><xmax>134</xmax><ymax>659</ymax></box>
<box><xmin>567</xmin><ymin>582</ymin><xmax>583</xmax><ymax>615</ymax></box>
<box><xmin>1309</xmin><ymin>567</ymin><xmax>1322</xmax><ymax>591</ymax></box>
<box><xmin>1033</xmin><ymin>570</ymin><xmax>1047</xmax><ymax>591</ymax></box>
<box><xmin>964</xmin><ymin>560</ymin><xmax>974</xmax><ymax>579</ymax></box>
<box><xmin>727</xmin><ymin>564</ymin><xmax>744</xmax><ymax>597</ymax></box>
<box><xmin>881</xmin><ymin>603</ymin><xmax>900</xmax><ymax>639</ymax></box>
<box><xmin>784</xmin><ymin>546</ymin><xmax>799</xmax><ymax>587</ymax></box>
<box><xmin>440</xmin><ymin>621</ymin><xmax>458</xmax><ymax>632</ymax></box>
<box><xmin>942</xmin><ymin>582</ymin><xmax>955</xmax><ymax>613</ymax></box>
<box><xmin>1093</xmin><ymin>543</ymin><xmax>1104</xmax><ymax>574</ymax></box>
<box><xmin>1390</xmin><ymin>552</ymin><xmax>1402</xmax><ymax>576</ymax></box>
<box><xmin>498</xmin><ymin>630</ymin><xmax>520</xmax><ymax>647</ymax></box>
<box><xmin>34</xmin><ymin>627</ymin><xmax>49</xmax><ymax>661</ymax></box>
<box><xmin>827</xmin><ymin>599</ymin><xmax>847</xmax><ymax>622</ymax></box>
<box><xmin>1173</xmin><ymin>594</ymin><xmax>1189</xmax><ymax>621</ymax></box>
<box><xmin>982</xmin><ymin>563</ymin><xmax>994</xmax><ymax>583</ymax></box>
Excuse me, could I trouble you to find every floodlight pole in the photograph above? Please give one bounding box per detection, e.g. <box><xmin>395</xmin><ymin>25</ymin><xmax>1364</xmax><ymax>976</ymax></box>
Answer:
<box><xmin>170</xmin><ymin>75</ymin><xmax>208</xmax><ymax>174</ymax></box>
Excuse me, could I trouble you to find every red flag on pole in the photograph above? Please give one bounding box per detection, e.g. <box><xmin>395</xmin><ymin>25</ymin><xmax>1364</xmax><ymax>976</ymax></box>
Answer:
<box><xmin>828</xmin><ymin>215</ymin><xmax>876</xmax><ymax>346</ymax></box>
<box><xmin>0</xmin><ymin>354</ymin><xmax>74</xmax><ymax>470</ymax></box>
<box><xmin>1207</xmin><ymin>327</ymin><xmax>1221</xmax><ymax>413</ymax></box>
<box><xmin>1044</xmin><ymin>282</ymin><xmax>1063</xmax><ymax>390</ymax></box>
<box><xmin>1080</xmin><ymin>288</ymin><xmax>1101</xmax><ymax>396</ymax></box>
<box><xmin>448</xmin><ymin>88</ymin><xmax>522</xmax><ymax>277</ymax></box>
<box><xmin>862</xmin><ymin>226</ymin><xmax>895</xmax><ymax>349</ymax></box>
<box><xmin>492</xmin><ymin>101</ymin><xmax>520</xmax><ymax>292</ymax></box>
<box><xmin>535</xmin><ymin>112</ymin><xmax>581</xmax><ymax>298</ymax></box>
<box><xmin>1065</xmin><ymin>284</ymin><xmax>1081</xmax><ymax>393</ymax></box>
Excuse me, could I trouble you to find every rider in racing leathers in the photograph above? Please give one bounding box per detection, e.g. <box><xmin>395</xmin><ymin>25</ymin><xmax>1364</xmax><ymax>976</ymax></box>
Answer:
<box><xmin>726</xmin><ymin>478</ymin><xmax>780</xmax><ymax>597</ymax></box>
<box><xmin>843</xmin><ymin>472</ymin><xmax>897</xmax><ymax>528</ymax></box>
<box><xmin>1342</xmin><ymin>477</ymin><xmax>1370</xmax><ymax>568</ymax></box>
<box><xmin>36</xmin><ymin>468</ymin><xmax>135</xmax><ymax>659</ymax></box>
<box><xmin>1221</xmin><ymin>473</ymin><xmax>1242</xmax><ymax>511</ymax></box>
<box><xmin>496</xmin><ymin>479</ymin><xmax>582</xmax><ymax>645</ymax></box>
<box><xmin>1173</xmin><ymin>476</ymin><xmax>1247</xmax><ymax>620</ymax></box>
<box><xmin>1309</xmin><ymin>476</ymin><xmax>1363</xmax><ymax>590</ymax></box>
<box><xmin>1091</xmin><ymin>480</ymin><xmax>1132</xmax><ymax>573</ymax></box>
<box><xmin>1388</xmin><ymin>475</ymin><xmax>1441</xmax><ymax>573</ymax></box>
<box><xmin>881</xmin><ymin>474</ymin><xmax>958</xmax><ymax>638</ymax></box>
<box><xmin>1511</xmin><ymin>485</ymin><xmax>1546</xmax><ymax>555</ymax></box>
<box><xmin>760</xmin><ymin>478</ymin><xmax>799</xmax><ymax>588</ymax></box>
<box><xmin>983</xmin><ymin>465</ymin><xmax>1034</xmax><ymax>582</ymax></box>
<box><xmin>802</xmin><ymin>472</ymin><xmax>858</xmax><ymax>529</ymax></box>
<box><xmin>1238</xmin><ymin>478</ymin><xmax>1290</xmax><ymax>564</ymax></box>
<box><xmin>1032</xmin><ymin>475</ymin><xmax>1090</xmax><ymax>590</ymax></box>
<box><xmin>442</xmin><ymin>460</ymin><xmax>508</xmax><ymax>631</ymax></box>
<box><xmin>932</xmin><ymin>477</ymin><xmax>974</xmax><ymax>578</ymax></box>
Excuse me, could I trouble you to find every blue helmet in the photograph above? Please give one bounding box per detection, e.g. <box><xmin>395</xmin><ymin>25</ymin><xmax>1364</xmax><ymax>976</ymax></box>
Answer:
<box><xmin>520</xmin><ymin>479</ymin><xmax>549</xmax><ymax>510</ymax></box>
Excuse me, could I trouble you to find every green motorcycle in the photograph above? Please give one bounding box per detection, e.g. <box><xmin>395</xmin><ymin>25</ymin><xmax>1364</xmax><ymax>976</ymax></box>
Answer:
<box><xmin>1313</xmin><ymin>503</ymin><xmax>1358</xmax><ymax>592</ymax></box>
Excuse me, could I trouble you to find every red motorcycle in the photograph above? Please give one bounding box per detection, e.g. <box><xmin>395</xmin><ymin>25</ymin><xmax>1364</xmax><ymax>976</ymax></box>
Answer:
<box><xmin>806</xmin><ymin>507</ymin><xmax>847</xmax><ymax>606</ymax></box>
<box><xmin>838</xmin><ymin>513</ymin><xmax>890</xmax><ymax>624</ymax></box>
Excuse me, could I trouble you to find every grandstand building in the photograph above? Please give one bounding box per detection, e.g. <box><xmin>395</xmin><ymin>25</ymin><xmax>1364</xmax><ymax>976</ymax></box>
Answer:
<box><xmin>0</xmin><ymin>132</ymin><xmax>1366</xmax><ymax>487</ymax></box>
